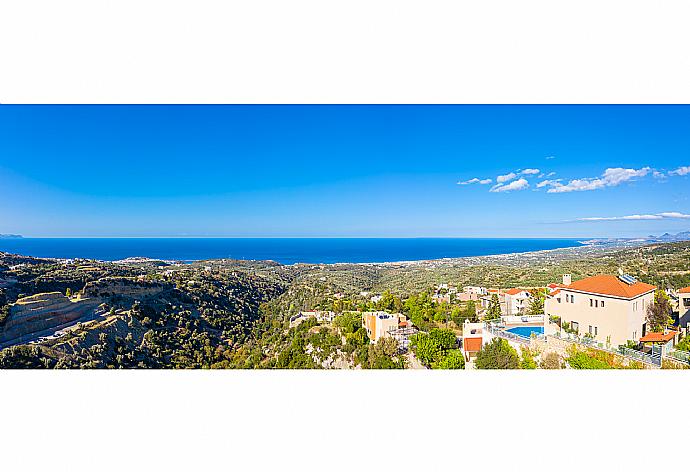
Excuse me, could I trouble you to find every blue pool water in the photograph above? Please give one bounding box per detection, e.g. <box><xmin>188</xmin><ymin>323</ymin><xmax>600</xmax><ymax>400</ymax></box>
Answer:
<box><xmin>506</xmin><ymin>326</ymin><xmax>544</xmax><ymax>338</ymax></box>
<box><xmin>0</xmin><ymin>238</ymin><xmax>583</xmax><ymax>265</ymax></box>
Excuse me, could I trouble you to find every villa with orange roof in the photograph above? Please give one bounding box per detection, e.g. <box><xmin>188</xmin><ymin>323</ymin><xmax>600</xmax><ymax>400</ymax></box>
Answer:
<box><xmin>504</xmin><ymin>288</ymin><xmax>532</xmax><ymax>316</ymax></box>
<box><xmin>544</xmin><ymin>273</ymin><xmax>656</xmax><ymax>347</ymax></box>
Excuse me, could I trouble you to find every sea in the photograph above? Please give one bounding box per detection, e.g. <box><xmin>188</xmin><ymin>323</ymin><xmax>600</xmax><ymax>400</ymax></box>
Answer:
<box><xmin>0</xmin><ymin>238</ymin><xmax>584</xmax><ymax>265</ymax></box>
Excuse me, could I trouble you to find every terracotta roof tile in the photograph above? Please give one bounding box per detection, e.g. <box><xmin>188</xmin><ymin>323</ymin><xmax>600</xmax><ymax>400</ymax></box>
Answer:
<box><xmin>463</xmin><ymin>337</ymin><xmax>483</xmax><ymax>352</ymax></box>
<box><xmin>564</xmin><ymin>275</ymin><xmax>655</xmax><ymax>299</ymax></box>
<box><xmin>679</xmin><ymin>286</ymin><xmax>690</xmax><ymax>294</ymax></box>
<box><xmin>639</xmin><ymin>331</ymin><xmax>678</xmax><ymax>342</ymax></box>
<box><xmin>505</xmin><ymin>288</ymin><xmax>528</xmax><ymax>295</ymax></box>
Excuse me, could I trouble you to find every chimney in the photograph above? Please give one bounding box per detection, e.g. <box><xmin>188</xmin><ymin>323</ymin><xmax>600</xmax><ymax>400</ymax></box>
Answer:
<box><xmin>562</xmin><ymin>274</ymin><xmax>572</xmax><ymax>286</ymax></box>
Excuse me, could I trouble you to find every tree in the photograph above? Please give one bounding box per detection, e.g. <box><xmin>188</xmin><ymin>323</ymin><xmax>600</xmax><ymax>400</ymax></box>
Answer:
<box><xmin>429</xmin><ymin>328</ymin><xmax>457</xmax><ymax>350</ymax></box>
<box><xmin>433</xmin><ymin>349</ymin><xmax>465</xmax><ymax>369</ymax></box>
<box><xmin>410</xmin><ymin>332</ymin><xmax>441</xmax><ymax>366</ymax></box>
<box><xmin>367</xmin><ymin>337</ymin><xmax>404</xmax><ymax>369</ymax></box>
<box><xmin>464</xmin><ymin>300</ymin><xmax>477</xmax><ymax>320</ymax></box>
<box><xmin>527</xmin><ymin>290</ymin><xmax>544</xmax><ymax>316</ymax></box>
<box><xmin>646</xmin><ymin>290</ymin><xmax>673</xmax><ymax>332</ymax></box>
<box><xmin>485</xmin><ymin>294</ymin><xmax>501</xmax><ymax>321</ymax></box>
<box><xmin>475</xmin><ymin>338</ymin><xmax>519</xmax><ymax>369</ymax></box>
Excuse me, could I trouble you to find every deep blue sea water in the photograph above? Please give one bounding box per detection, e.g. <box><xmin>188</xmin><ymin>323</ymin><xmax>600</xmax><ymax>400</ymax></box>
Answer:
<box><xmin>0</xmin><ymin>238</ymin><xmax>583</xmax><ymax>265</ymax></box>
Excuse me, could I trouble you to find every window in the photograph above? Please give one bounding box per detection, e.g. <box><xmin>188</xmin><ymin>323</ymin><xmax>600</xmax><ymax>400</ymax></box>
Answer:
<box><xmin>601</xmin><ymin>300</ymin><xmax>605</xmax><ymax>308</ymax></box>
<box><xmin>565</xmin><ymin>294</ymin><xmax>569</xmax><ymax>303</ymax></box>
<box><xmin>590</xmin><ymin>299</ymin><xmax>593</xmax><ymax>307</ymax></box>
<box><xmin>572</xmin><ymin>321</ymin><xmax>579</xmax><ymax>332</ymax></box>
<box><xmin>588</xmin><ymin>325</ymin><xmax>592</xmax><ymax>334</ymax></box>
<box><xmin>571</xmin><ymin>295</ymin><xmax>575</xmax><ymax>303</ymax></box>
<box><xmin>557</xmin><ymin>298</ymin><xmax>561</xmax><ymax>303</ymax></box>
<box><xmin>684</xmin><ymin>298</ymin><xmax>690</xmax><ymax>308</ymax></box>
<box><xmin>595</xmin><ymin>326</ymin><xmax>598</xmax><ymax>336</ymax></box>
<box><xmin>595</xmin><ymin>300</ymin><xmax>598</xmax><ymax>308</ymax></box>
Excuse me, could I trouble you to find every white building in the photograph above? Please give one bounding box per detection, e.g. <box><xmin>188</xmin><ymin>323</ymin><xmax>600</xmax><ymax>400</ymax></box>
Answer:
<box><xmin>362</xmin><ymin>311</ymin><xmax>407</xmax><ymax>342</ymax></box>
<box><xmin>504</xmin><ymin>289</ymin><xmax>532</xmax><ymax>316</ymax></box>
<box><xmin>463</xmin><ymin>286</ymin><xmax>487</xmax><ymax>296</ymax></box>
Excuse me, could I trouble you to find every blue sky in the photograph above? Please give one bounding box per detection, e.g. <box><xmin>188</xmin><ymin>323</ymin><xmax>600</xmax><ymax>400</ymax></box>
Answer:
<box><xmin>1</xmin><ymin>105</ymin><xmax>689</xmax><ymax>238</ymax></box>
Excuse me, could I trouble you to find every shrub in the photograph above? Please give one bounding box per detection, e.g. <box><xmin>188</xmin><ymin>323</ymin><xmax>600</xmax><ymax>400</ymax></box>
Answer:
<box><xmin>520</xmin><ymin>347</ymin><xmax>537</xmax><ymax>369</ymax></box>
<box><xmin>539</xmin><ymin>352</ymin><xmax>562</xmax><ymax>369</ymax></box>
<box><xmin>433</xmin><ymin>349</ymin><xmax>465</xmax><ymax>369</ymax></box>
<box><xmin>475</xmin><ymin>338</ymin><xmax>520</xmax><ymax>369</ymax></box>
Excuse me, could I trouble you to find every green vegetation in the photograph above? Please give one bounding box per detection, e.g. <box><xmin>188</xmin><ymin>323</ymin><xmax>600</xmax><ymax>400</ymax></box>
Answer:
<box><xmin>520</xmin><ymin>346</ymin><xmax>537</xmax><ymax>369</ymax></box>
<box><xmin>645</xmin><ymin>289</ymin><xmax>673</xmax><ymax>332</ymax></box>
<box><xmin>527</xmin><ymin>289</ymin><xmax>545</xmax><ymax>316</ymax></box>
<box><xmin>485</xmin><ymin>294</ymin><xmax>501</xmax><ymax>321</ymax></box>
<box><xmin>565</xmin><ymin>345</ymin><xmax>644</xmax><ymax>370</ymax></box>
<box><xmin>475</xmin><ymin>338</ymin><xmax>519</xmax><ymax>369</ymax></box>
<box><xmin>409</xmin><ymin>328</ymin><xmax>463</xmax><ymax>369</ymax></box>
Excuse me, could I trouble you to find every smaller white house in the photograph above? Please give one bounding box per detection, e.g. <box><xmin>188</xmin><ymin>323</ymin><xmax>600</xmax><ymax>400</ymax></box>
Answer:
<box><xmin>504</xmin><ymin>289</ymin><xmax>532</xmax><ymax>316</ymax></box>
<box><xmin>362</xmin><ymin>311</ymin><xmax>407</xmax><ymax>342</ymax></box>
<box><xmin>463</xmin><ymin>286</ymin><xmax>487</xmax><ymax>296</ymax></box>
<box><xmin>289</xmin><ymin>311</ymin><xmax>336</xmax><ymax>328</ymax></box>
<box><xmin>432</xmin><ymin>293</ymin><xmax>451</xmax><ymax>304</ymax></box>
<box><xmin>462</xmin><ymin>320</ymin><xmax>485</xmax><ymax>361</ymax></box>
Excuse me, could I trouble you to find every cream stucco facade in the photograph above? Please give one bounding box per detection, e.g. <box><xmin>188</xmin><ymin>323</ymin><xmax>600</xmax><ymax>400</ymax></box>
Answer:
<box><xmin>678</xmin><ymin>290</ymin><xmax>690</xmax><ymax>328</ymax></box>
<box><xmin>545</xmin><ymin>286</ymin><xmax>654</xmax><ymax>347</ymax></box>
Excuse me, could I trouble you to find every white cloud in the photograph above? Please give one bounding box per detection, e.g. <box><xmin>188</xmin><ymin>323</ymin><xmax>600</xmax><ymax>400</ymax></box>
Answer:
<box><xmin>575</xmin><ymin>211</ymin><xmax>690</xmax><ymax>222</ymax></box>
<box><xmin>653</xmin><ymin>170</ymin><xmax>666</xmax><ymax>179</ymax></box>
<box><xmin>536</xmin><ymin>179</ymin><xmax>561</xmax><ymax>188</ymax></box>
<box><xmin>546</xmin><ymin>167</ymin><xmax>650</xmax><ymax>193</ymax></box>
<box><xmin>656</xmin><ymin>212</ymin><xmax>690</xmax><ymax>219</ymax></box>
<box><xmin>458</xmin><ymin>177</ymin><xmax>492</xmax><ymax>185</ymax></box>
<box><xmin>490</xmin><ymin>178</ymin><xmax>529</xmax><ymax>193</ymax></box>
<box><xmin>577</xmin><ymin>214</ymin><xmax>663</xmax><ymax>221</ymax></box>
<box><xmin>545</xmin><ymin>156</ymin><xmax>555</xmax><ymax>160</ymax></box>
<box><xmin>496</xmin><ymin>172</ymin><xmax>517</xmax><ymax>183</ymax></box>
<box><xmin>521</xmin><ymin>168</ymin><xmax>540</xmax><ymax>175</ymax></box>
<box><xmin>669</xmin><ymin>166</ymin><xmax>690</xmax><ymax>176</ymax></box>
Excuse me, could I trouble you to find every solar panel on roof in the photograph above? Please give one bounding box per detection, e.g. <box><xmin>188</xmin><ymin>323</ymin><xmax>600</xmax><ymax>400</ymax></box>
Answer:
<box><xmin>618</xmin><ymin>274</ymin><xmax>637</xmax><ymax>285</ymax></box>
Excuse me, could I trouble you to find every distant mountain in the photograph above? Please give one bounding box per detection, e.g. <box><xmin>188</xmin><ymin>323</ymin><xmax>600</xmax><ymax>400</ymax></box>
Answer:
<box><xmin>645</xmin><ymin>231</ymin><xmax>690</xmax><ymax>242</ymax></box>
<box><xmin>0</xmin><ymin>234</ymin><xmax>23</xmax><ymax>239</ymax></box>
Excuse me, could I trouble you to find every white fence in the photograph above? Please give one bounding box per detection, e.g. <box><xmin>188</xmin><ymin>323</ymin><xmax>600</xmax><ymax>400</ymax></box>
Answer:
<box><xmin>551</xmin><ymin>332</ymin><xmax>663</xmax><ymax>367</ymax></box>
<box><xmin>501</xmin><ymin>315</ymin><xmax>544</xmax><ymax>325</ymax></box>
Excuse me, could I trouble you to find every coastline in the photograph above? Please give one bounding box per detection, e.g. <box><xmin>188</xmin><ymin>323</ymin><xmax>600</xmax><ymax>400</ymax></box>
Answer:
<box><xmin>0</xmin><ymin>238</ymin><xmax>652</xmax><ymax>268</ymax></box>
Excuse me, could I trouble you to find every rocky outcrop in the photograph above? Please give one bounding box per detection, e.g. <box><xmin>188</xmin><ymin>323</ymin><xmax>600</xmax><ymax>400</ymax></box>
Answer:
<box><xmin>82</xmin><ymin>277</ymin><xmax>168</xmax><ymax>299</ymax></box>
<box><xmin>0</xmin><ymin>292</ymin><xmax>100</xmax><ymax>344</ymax></box>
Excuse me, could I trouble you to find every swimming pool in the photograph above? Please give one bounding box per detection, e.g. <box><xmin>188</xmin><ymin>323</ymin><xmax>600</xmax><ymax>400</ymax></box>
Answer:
<box><xmin>505</xmin><ymin>326</ymin><xmax>544</xmax><ymax>338</ymax></box>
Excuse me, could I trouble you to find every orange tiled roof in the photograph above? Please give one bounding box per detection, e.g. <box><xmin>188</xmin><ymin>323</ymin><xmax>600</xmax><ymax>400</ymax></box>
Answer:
<box><xmin>548</xmin><ymin>289</ymin><xmax>561</xmax><ymax>297</ymax></box>
<box><xmin>463</xmin><ymin>337</ymin><xmax>483</xmax><ymax>352</ymax></box>
<box><xmin>679</xmin><ymin>286</ymin><xmax>690</xmax><ymax>294</ymax></box>
<box><xmin>505</xmin><ymin>288</ymin><xmax>528</xmax><ymax>295</ymax></box>
<box><xmin>563</xmin><ymin>275</ymin><xmax>655</xmax><ymax>299</ymax></box>
<box><xmin>639</xmin><ymin>331</ymin><xmax>678</xmax><ymax>343</ymax></box>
